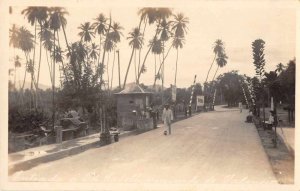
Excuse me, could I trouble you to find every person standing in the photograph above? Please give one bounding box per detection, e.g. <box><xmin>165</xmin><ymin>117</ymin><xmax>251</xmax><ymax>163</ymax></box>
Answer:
<box><xmin>162</xmin><ymin>104</ymin><xmax>173</xmax><ymax>135</ymax></box>
<box><xmin>239</xmin><ymin>102</ymin><xmax>243</xmax><ymax>113</ymax></box>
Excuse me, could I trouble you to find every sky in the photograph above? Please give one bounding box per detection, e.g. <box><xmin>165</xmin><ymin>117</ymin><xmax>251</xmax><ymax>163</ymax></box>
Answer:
<box><xmin>8</xmin><ymin>0</ymin><xmax>296</xmax><ymax>89</ymax></box>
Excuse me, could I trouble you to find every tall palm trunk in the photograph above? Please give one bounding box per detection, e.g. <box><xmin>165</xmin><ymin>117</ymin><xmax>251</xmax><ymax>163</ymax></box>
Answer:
<box><xmin>21</xmin><ymin>52</ymin><xmax>29</xmax><ymax>90</ymax></box>
<box><xmin>153</xmin><ymin>54</ymin><xmax>157</xmax><ymax>89</ymax></box>
<box><xmin>205</xmin><ymin>53</ymin><xmax>216</xmax><ymax>83</ymax></box>
<box><xmin>35</xmin><ymin>23</ymin><xmax>43</xmax><ymax>109</ymax></box>
<box><xmin>98</xmin><ymin>35</ymin><xmax>102</xmax><ymax>66</ymax></box>
<box><xmin>56</xmin><ymin>30</ymin><xmax>69</xmax><ymax>83</ymax></box>
<box><xmin>153</xmin><ymin>45</ymin><xmax>172</xmax><ymax>86</ymax></box>
<box><xmin>123</xmin><ymin>48</ymin><xmax>135</xmax><ymax>89</ymax></box>
<box><xmin>137</xmin><ymin>17</ymin><xmax>147</xmax><ymax>82</ymax></box>
<box><xmin>174</xmin><ymin>48</ymin><xmax>179</xmax><ymax>86</ymax></box>
<box><xmin>161</xmin><ymin>41</ymin><xmax>165</xmax><ymax>104</ymax></box>
<box><xmin>31</xmin><ymin>22</ymin><xmax>37</xmax><ymax>110</ymax></box>
<box><xmin>61</xmin><ymin>23</ymin><xmax>71</xmax><ymax>54</ymax></box>
<box><xmin>134</xmin><ymin>50</ymin><xmax>137</xmax><ymax>82</ymax></box>
<box><xmin>45</xmin><ymin>49</ymin><xmax>53</xmax><ymax>85</ymax></box>
<box><xmin>174</xmin><ymin>49</ymin><xmax>179</xmax><ymax>119</ymax></box>
<box><xmin>211</xmin><ymin>65</ymin><xmax>219</xmax><ymax>82</ymax></box>
<box><xmin>100</xmin><ymin>17</ymin><xmax>112</xmax><ymax>88</ymax></box>
<box><xmin>106</xmin><ymin>52</ymin><xmax>110</xmax><ymax>90</ymax></box>
<box><xmin>203</xmin><ymin>53</ymin><xmax>217</xmax><ymax>108</ymax></box>
<box><xmin>14</xmin><ymin>64</ymin><xmax>17</xmax><ymax>90</ymax></box>
<box><xmin>20</xmin><ymin>52</ymin><xmax>29</xmax><ymax>107</ymax></box>
<box><xmin>137</xmin><ymin>20</ymin><xmax>161</xmax><ymax>84</ymax></box>
<box><xmin>117</xmin><ymin>50</ymin><xmax>121</xmax><ymax>89</ymax></box>
<box><xmin>52</xmin><ymin>29</ymin><xmax>56</xmax><ymax>129</ymax></box>
<box><xmin>110</xmin><ymin>49</ymin><xmax>116</xmax><ymax>89</ymax></box>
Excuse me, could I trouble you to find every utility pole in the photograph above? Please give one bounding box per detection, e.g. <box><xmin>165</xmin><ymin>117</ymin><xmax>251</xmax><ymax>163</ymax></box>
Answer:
<box><xmin>117</xmin><ymin>50</ymin><xmax>121</xmax><ymax>89</ymax></box>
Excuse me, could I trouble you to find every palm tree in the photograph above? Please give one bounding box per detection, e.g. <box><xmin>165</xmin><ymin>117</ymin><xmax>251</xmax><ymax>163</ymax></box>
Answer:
<box><xmin>22</xmin><ymin>7</ymin><xmax>49</xmax><ymax>107</ymax></box>
<box><xmin>104</xmin><ymin>34</ymin><xmax>115</xmax><ymax>90</ymax></box>
<box><xmin>39</xmin><ymin>22</ymin><xmax>54</xmax><ymax>84</ymax></box>
<box><xmin>211</xmin><ymin>51</ymin><xmax>228</xmax><ymax>81</ymax></box>
<box><xmin>171</xmin><ymin>13</ymin><xmax>188</xmax><ymax>86</ymax></box>
<box><xmin>152</xmin><ymin>12</ymin><xmax>187</xmax><ymax>87</ymax></box>
<box><xmin>110</xmin><ymin>22</ymin><xmax>123</xmax><ymax>44</ymax></box>
<box><xmin>123</xmin><ymin>27</ymin><xmax>143</xmax><ymax>88</ymax></box>
<box><xmin>14</xmin><ymin>55</ymin><xmax>22</xmax><ymax>89</ymax></box>
<box><xmin>99</xmin><ymin>14</ymin><xmax>112</xmax><ymax>88</ymax></box>
<box><xmin>9</xmin><ymin>24</ymin><xmax>21</xmax><ymax>89</ymax></box>
<box><xmin>101</xmin><ymin>22</ymin><xmax>123</xmax><ymax>90</ymax></box>
<box><xmin>204</xmin><ymin>39</ymin><xmax>225</xmax><ymax>84</ymax></box>
<box><xmin>78</xmin><ymin>22</ymin><xmax>95</xmax><ymax>43</ymax></box>
<box><xmin>138</xmin><ymin>8</ymin><xmax>158</xmax><ymax>29</ymax></box>
<box><xmin>48</xmin><ymin>7</ymin><xmax>68</xmax><ymax>128</ymax></box>
<box><xmin>159</xmin><ymin>18</ymin><xmax>172</xmax><ymax>103</ymax></box>
<box><xmin>150</xmin><ymin>37</ymin><xmax>163</xmax><ymax>88</ymax></box>
<box><xmin>92</xmin><ymin>13</ymin><xmax>107</xmax><ymax>66</ymax></box>
<box><xmin>137</xmin><ymin>8</ymin><xmax>172</xmax><ymax>84</ymax></box>
<box><xmin>18</xmin><ymin>26</ymin><xmax>34</xmax><ymax>90</ymax></box>
<box><xmin>9</xmin><ymin>24</ymin><xmax>19</xmax><ymax>49</ymax></box>
<box><xmin>171</xmin><ymin>13</ymin><xmax>189</xmax><ymax>38</ymax></box>
<box><xmin>78</xmin><ymin>22</ymin><xmax>95</xmax><ymax>65</ymax></box>
<box><xmin>136</xmin><ymin>8</ymin><xmax>157</xmax><ymax>77</ymax></box>
<box><xmin>89</xmin><ymin>43</ymin><xmax>99</xmax><ymax>71</ymax></box>
<box><xmin>172</xmin><ymin>37</ymin><xmax>185</xmax><ymax>86</ymax></box>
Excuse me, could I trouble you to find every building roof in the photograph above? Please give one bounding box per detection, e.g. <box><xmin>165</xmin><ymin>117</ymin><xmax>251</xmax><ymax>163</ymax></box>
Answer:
<box><xmin>115</xmin><ymin>83</ymin><xmax>152</xmax><ymax>95</ymax></box>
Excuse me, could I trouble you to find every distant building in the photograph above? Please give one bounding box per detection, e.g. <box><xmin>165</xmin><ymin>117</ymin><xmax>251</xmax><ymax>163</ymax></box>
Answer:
<box><xmin>114</xmin><ymin>83</ymin><xmax>153</xmax><ymax>131</ymax></box>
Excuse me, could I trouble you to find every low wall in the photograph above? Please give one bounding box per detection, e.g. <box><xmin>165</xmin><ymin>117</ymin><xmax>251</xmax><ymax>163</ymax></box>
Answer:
<box><xmin>137</xmin><ymin>118</ymin><xmax>153</xmax><ymax>132</ymax></box>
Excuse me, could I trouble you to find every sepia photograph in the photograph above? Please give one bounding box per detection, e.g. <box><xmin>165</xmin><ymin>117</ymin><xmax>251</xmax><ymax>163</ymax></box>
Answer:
<box><xmin>1</xmin><ymin>0</ymin><xmax>299</xmax><ymax>190</ymax></box>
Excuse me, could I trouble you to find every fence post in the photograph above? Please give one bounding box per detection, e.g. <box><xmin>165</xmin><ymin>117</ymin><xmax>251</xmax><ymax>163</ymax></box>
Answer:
<box><xmin>55</xmin><ymin>126</ymin><xmax>62</xmax><ymax>144</ymax></box>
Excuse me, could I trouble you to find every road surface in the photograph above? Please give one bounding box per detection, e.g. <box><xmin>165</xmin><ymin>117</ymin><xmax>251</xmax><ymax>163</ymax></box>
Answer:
<box><xmin>10</xmin><ymin>106</ymin><xmax>277</xmax><ymax>184</ymax></box>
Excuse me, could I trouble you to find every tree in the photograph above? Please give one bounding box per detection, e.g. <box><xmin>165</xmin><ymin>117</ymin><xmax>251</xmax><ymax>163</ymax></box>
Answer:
<box><xmin>13</xmin><ymin>55</ymin><xmax>22</xmax><ymax>89</ymax></box>
<box><xmin>150</xmin><ymin>37</ymin><xmax>163</xmax><ymax>88</ymax></box>
<box><xmin>92</xmin><ymin>13</ymin><xmax>108</xmax><ymax>67</ymax></box>
<box><xmin>39</xmin><ymin>21</ymin><xmax>54</xmax><ymax>84</ymax></box>
<box><xmin>252</xmin><ymin>39</ymin><xmax>266</xmax><ymax>117</ymax></box>
<box><xmin>48</xmin><ymin>7</ymin><xmax>69</xmax><ymax>127</ymax></box>
<box><xmin>203</xmin><ymin>39</ymin><xmax>227</xmax><ymax>108</ymax></box>
<box><xmin>22</xmin><ymin>7</ymin><xmax>49</xmax><ymax>108</ymax></box>
<box><xmin>78</xmin><ymin>22</ymin><xmax>95</xmax><ymax>67</ymax></box>
<box><xmin>78</xmin><ymin>22</ymin><xmax>95</xmax><ymax>43</ymax></box>
<box><xmin>171</xmin><ymin>13</ymin><xmax>189</xmax><ymax>86</ymax></box>
<box><xmin>123</xmin><ymin>27</ymin><xmax>143</xmax><ymax>88</ymax></box>
<box><xmin>89</xmin><ymin>43</ymin><xmax>99</xmax><ymax>70</ymax></box>
<box><xmin>275</xmin><ymin>63</ymin><xmax>285</xmax><ymax>74</ymax></box>
<box><xmin>204</xmin><ymin>39</ymin><xmax>225</xmax><ymax>84</ymax></box>
<box><xmin>136</xmin><ymin>8</ymin><xmax>172</xmax><ymax>84</ymax></box>
<box><xmin>218</xmin><ymin>71</ymin><xmax>244</xmax><ymax>107</ymax></box>
<box><xmin>211</xmin><ymin>51</ymin><xmax>228</xmax><ymax>81</ymax></box>
<box><xmin>172</xmin><ymin>37</ymin><xmax>184</xmax><ymax>86</ymax></box>
<box><xmin>18</xmin><ymin>26</ymin><xmax>34</xmax><ymax>91</ymax></box>
<box><xmin>279</xmin><ymin>59</ymin><xmax>295</xmax><ymax>122</ymax></box>
<box><xmin>105</xmin><ymin>22</ymin><xmax>123</xmax><ymax>89</ymax></box>
<box><xmin>9</xmin><ymin>24</ymin><xmax>19</xmax><ymax>49</ymax></box>
<box><xmin>264</xmin><ymin>71</ymin><xmax>282</xmax><ymax>104</ymax></box>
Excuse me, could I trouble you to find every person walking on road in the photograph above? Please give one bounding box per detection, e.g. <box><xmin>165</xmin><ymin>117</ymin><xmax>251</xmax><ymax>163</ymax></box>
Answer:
<box><xmin>239</xmin><ymin>102</ymin><xmax>243</xmax><ymax>113</ymax></box>
<box><xmin>162</xmin><ymin>104</ymin><xmax>173</xmax><ymax>135</ymax></box>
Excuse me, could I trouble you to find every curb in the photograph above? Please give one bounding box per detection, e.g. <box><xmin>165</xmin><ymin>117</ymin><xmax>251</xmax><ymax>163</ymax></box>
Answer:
<box><xmin>9</xmin><ymin>130</ymin><xmax>138</xmax><ymax>175</ymax></box>
<box><xmin>276</xmin><ymin>131</ymin><xmax>294</xmax><ymax>158</ymax></box>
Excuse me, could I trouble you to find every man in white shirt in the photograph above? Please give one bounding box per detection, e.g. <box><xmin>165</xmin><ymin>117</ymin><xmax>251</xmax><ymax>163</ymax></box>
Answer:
<box><xmin>162</xmin><ymin>104</ymin><xmax>173</xmax><ymax>135</ymax></box>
